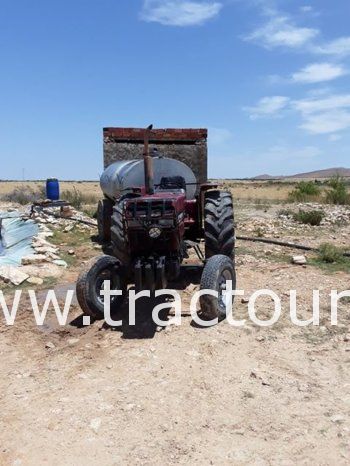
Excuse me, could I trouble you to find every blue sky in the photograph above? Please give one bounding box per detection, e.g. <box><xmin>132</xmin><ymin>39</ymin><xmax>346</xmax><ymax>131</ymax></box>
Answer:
<box><xmin>1</xmin><ymin>0</ymin><xmax>349</xmax><ymax>180</ymax></box>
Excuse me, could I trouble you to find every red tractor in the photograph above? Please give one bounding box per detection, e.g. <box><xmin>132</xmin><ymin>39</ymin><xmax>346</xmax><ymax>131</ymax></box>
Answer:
<box><xmin>76</xmin><ymin>125</ymin><xmax>236</xmax><ymax>321</ymax></box>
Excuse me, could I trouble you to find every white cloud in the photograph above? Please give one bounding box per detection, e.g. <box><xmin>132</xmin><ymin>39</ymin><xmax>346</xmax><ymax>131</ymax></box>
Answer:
<box><xmin>299</xmin><ymin>110</ymin><xmax>350</xmax><ymax>134</ymax></box>
<box><xmin>245</xmin><ymin>15</ymin><xmax>319</xmax><ymax>49</ymax></box>
<box><xmin>293</xmin><ymin>94</ymin><xmax>350</xmax><ymax>114</ymax></box>
<box><xmin>300</xmin><ymin>6</ymin><xmax>313</xmax><ymax>13</ymax></box>
<box><xmin>244</xmin><ymin>96</ymin><xmax>290</xmax><ymax>119</ymax></box>
<box><xmin>315</xmin><ymin>37</ymin><xmax>350</xmax><ymax>57</ymax></box>
<box><xmin>293</xmin><ymin>94</ymin><xmax>350</xmax><ymax>134</ymax></box>
<box><xmin>140</xmin><ymin>0</ymin><xmax>222</xmax><ymax>26</ymax></box>
<box><xmin>291</xmin><ymin>63</ymin><xmax>347</xmax><ymax>84</ymax></box>
<box><xmin>246</xmin><ymin>92</ymin><xmax>350</xmax><ymax>135</ymax></box>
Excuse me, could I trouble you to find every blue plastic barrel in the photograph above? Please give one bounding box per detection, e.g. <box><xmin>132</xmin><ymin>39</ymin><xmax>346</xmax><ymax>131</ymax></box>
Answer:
<box><xmin>46</xmin><ymin>178</ymin><xmax>60</xmax><ymax>201</ymax></box>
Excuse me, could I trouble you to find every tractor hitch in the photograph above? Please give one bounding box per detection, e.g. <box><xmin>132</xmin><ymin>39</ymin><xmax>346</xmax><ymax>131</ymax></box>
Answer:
<box><xmin>135</xmin><ymin>256</ymin><xmax>167</xmax><ymax>292</ymax></box>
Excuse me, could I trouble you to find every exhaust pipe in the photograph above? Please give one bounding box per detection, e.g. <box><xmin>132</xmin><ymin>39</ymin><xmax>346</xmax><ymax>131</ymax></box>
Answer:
<box><xmin>143</xmin><ymin>124</ymin><xmax>154</xmax><ymax>195</ymax></box>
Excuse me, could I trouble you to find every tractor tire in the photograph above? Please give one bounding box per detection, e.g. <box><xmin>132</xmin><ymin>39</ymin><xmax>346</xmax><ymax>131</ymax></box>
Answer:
<box><xmin>97</xmin><ymin>198</ymin><xmax>113</xmax><ymax>243</ymax></box>
<box><xmin>110</xmin><ymin>200</ymin><xmax>130</xmax><ymax>265</ymax></box>
<box><xmin>199</xmin><ymin>254</ymin><xmax>236</xmax><ymax>321</ymax></box>
<box><xmin>76</xmin><ymin>255</ymin><xmax>127</xmax><ymax>320</ymax></box>
<box><xmin>204</xmin><ymin>190</ymin><xmax>235</xmax><ymax>261</ymax></box>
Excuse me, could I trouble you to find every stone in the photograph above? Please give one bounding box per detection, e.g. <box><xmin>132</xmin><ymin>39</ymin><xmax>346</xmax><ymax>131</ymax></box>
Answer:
<box><xmin>45</xmin><ymin>341</ymin><xmax>56</xmax><ymax>349</ymax></box>
<box><xmin>34</xmin><ymin>245</ymin><xmax>59</xmax><ymax>254</ymax></box>
<box><xmin>331</xmin><ymin>414</ymin><xmax>345</xmax><ymax>424</ymax></box>
<box><xmin>64</xmin><ymin>225</ymin><xmax>74</xmax><ymax>233</ymax></box>
<box><xmin>0</xmin><ymin>266</ymin><xmax>29</xmax><ymax>286</ymax></box>
<box><xmin>26</xmin><ymin>276</ymin><xmax>44</xmax><ymax>286</ymax></box>
<box><xmin>60</xmin><ymin>206</ymin><xmax>74</xmax><ymax>218</ymax></box>
<box><xmin>186</xmin><ymin>283</ymin><xmax>199</xmax><ymax>293</ymax></box>
<box><xmin>90</xmin><ymin>418</ymin><xmax>102</xmax><ymax>433</ymax></box>
<box><xmin>68</xmin><ymin>249</ymin><xmax>75</xmax><ymax>255</ymax></box>
<box><xmin>292</xmin><ymin>255</ymin><xmax>307</xmax><ymax>265</ymax></box>
<box><xmin>67</xmin><ymin>338</ymin><xmax>79</xmax><ymax>346</ymax></box>
<box><xmin>53</xmin><ymin>259</ymin><xmax>68</xmax><ymax>268</ymax></box>
<box><xmin>22</xmin><ymin>254</ymin><xmax>48</xmax><ymax>265</ymax></box>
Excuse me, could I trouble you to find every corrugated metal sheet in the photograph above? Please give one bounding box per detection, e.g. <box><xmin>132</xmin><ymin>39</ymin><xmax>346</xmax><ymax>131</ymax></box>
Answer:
<box><xmin>0</xmin><ymin>212</ymin><xmax>39</xmax><ymax>266</ymax></box>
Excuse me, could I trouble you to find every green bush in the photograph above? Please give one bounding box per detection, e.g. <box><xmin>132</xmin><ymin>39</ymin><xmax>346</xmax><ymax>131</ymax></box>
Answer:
<box><xmin>293</xmin><ymin>209</ymin><xmax>325</xmax><ymax>226</ymax></box>
<box><xmin>317</xmin><ymin>243</ymin><xmax>344</xmax><ymax>263</ymax></box>
<box><xmin>325</xmin><ymin>176</ymin><xmax>350</xmax><ymax>205</ymax></box>
<box><xmin>288</xmin><ymin>181</ymin><xmax>321</xmax><ymax>202</ymax></box>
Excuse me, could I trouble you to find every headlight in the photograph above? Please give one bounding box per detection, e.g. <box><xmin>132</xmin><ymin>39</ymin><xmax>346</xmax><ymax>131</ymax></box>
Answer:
<box><xmin>149</xmin><ymin>227</ymin><xmax>162</xmax><ymax>238</ymax></box>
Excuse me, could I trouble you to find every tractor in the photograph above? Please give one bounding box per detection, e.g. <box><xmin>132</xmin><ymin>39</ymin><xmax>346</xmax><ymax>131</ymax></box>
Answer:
<box><xmin>76</xmin><ymin>125</ymin><xmax>236</xmax><ymax>321</ymax></box>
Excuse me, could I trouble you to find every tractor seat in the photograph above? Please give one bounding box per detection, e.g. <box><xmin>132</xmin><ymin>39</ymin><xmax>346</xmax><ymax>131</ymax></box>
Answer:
<box><xmin>158</xmin><ymin>176</ymin><xmax>187</xmax><ymax>191</ymax></box>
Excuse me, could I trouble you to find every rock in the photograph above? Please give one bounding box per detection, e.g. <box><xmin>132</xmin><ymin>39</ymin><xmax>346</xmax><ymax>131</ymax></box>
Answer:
<box><xmin>256</xmin><ymin>335</ymin><xmax>265</xmax><ymax>342</ymax></box>
<box><xmin>343</xmin><ymin>334</ymin><xmax>350</xmax><ymax>342</ymax></box>
<box><xmin>46</xmin><ymin>252</ymin><xmax>60</xmax><ymax>260</ymax></box>
<box><xmin>60</xmin><ymin>206</ymin><xmax>74</xmax><ymax>218</ymax></box>
<box><xmin>186</xmin><ymin>283</ymin><xmax>199</xmax><ymax>293</ymax></box>
<box><xmin>34</xmin><ymin>246</ymin><xmax>59</xmax><ymax>254</ymax></box>
<box><xmin>67</xmin><ymin>338</ymin><xmax>79</xmax><ymax>346</ymax></box>
<box><xmin>45</xmin><ymin>341</ymin><xmax>56</xmax><ymax>349</ymax></box>
<box><xmin>26</xmin><ymin>276</ymin><xmax>44</xmax><ymax>286</ymax></box>
<box><xmin>53</xmin><ymin>259</ymin><xmax>68</xmax><ymax>268</ymax></box>
<box><xmin>292</xmin><ymin>255</ymin><xmax>307</xmax><ymax>265</ymax></box>
<box><xmin>241</xmin><ymin>298</ymin><xmax>249</xmax><ymax>304</ymax></box>
<box><xmin>37</xmin><ymin>230</ymin><xmax>53</xmax><ymax>239</ymax></box>
<box><xmin>64</xmin><ymin>225</ymin><xmax>74</xmax><ymax>233</ymax></box>
<box><xmin>68</xmin><ymin>249</ymin><xmax>75</xmax><ymax>255</ymax></box>
<box><xmin>22</xmin><ymin>254</ymin><xmax>48</xmax><ymax>265</ymax></box>
<box><xmin>0</xmin><ymin>266</ymin><xmax>29</xmax><ymax>286</ymax></box>
<box><xmin>90</xmin><ymin>418</ymin><xmax>102</xmax><ymax>433</ymax></box>
<box><xmin>21</xmin><ymin>263</ymin><xmax>63</xmax><ymax>279</ymax></box>
<box><xmin>330</xmin><ymin>414</ymin><xmax>345</xmax><ymax>424</ymax></box>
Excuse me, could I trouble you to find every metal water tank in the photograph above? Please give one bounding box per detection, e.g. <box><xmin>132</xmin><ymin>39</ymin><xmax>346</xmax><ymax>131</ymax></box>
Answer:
<box><xmin>100</xmin><ymin>157</ymin><xmax>197</xmax><ymax>200</ymax></box>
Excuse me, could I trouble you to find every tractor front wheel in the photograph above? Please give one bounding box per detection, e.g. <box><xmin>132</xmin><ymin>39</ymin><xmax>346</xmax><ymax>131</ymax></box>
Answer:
<box><xmin>76</xmin><ymin>255</ymin><xmax>127</xmax><ymax>320</ymax></box>
<box><xmin>199</xmin><ymin>254</ymin><xmax>236</xmax><ymax>321</ymax></box>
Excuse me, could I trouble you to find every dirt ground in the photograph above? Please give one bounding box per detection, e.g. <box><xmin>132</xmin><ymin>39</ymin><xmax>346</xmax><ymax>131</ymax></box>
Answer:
<box><xmin>1</xmin><ymin>198</ymin><xmax>350</xmax><ymax>465</ymax></box>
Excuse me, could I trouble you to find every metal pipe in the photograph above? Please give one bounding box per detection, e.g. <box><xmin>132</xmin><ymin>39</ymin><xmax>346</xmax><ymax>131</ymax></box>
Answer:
<box><xmin>143</xmin><ymin>124</ymin><xmax>154</xmax><ymax>194</ymax></box>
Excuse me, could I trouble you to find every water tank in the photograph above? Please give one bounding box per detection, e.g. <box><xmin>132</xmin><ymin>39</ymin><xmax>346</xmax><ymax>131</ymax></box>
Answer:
<box><xmin>100</xmin><ymin>157</ymin><xmax>197</xmax><ymax>200</ymax></box>
<box><xmin>46</xmin><ymin>178</ymin><xmax>60</xmax><ymax>201</ymax></box>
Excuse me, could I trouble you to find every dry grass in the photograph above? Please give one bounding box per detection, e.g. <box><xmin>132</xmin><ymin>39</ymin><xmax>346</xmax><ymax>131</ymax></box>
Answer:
<box><xmin>0</xmin><ymin>181</ymin><xmax>101</xmax><ymax>198</ymax></box>
<box><xmin>220</xmin><ymin>180</ymin><xmax>294</xmax><ymax>202</ymax></box>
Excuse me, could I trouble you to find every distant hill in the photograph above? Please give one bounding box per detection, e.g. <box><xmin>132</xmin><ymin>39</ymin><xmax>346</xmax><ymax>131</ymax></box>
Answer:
<box><xmin>253</xmin><ymin>167</ymin><xmax>350</xmax><ymax>180</ymax></box>
<box><xmin>253</xmin><ymin>174</ymin><xmax>276</xmax><ymax>180</ymax></box>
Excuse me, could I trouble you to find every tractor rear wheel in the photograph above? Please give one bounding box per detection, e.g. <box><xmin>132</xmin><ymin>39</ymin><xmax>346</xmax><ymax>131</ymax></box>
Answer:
<box><xmin>97</xmin><ymin>198</ymin><xmax>113</xmax><ymax>243</ymax></box>
<box><xmin>110</xmin><ymin>200</ymin><xmax>130</xmax><ymax>265</ymax></box>
<box><xmin>200</xmin><ymin>254</ymin><xmax>236</xmax><ymax>321</ymax></box>
<box><xmin>204</xmin><ymin>190</ymin><xmax>235</xmax><ymax>260</ymax></box>
<box><xmin>76</xmin><ymin>255</ymin><xmax>127</xmax><ymax>320</ymax></box>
